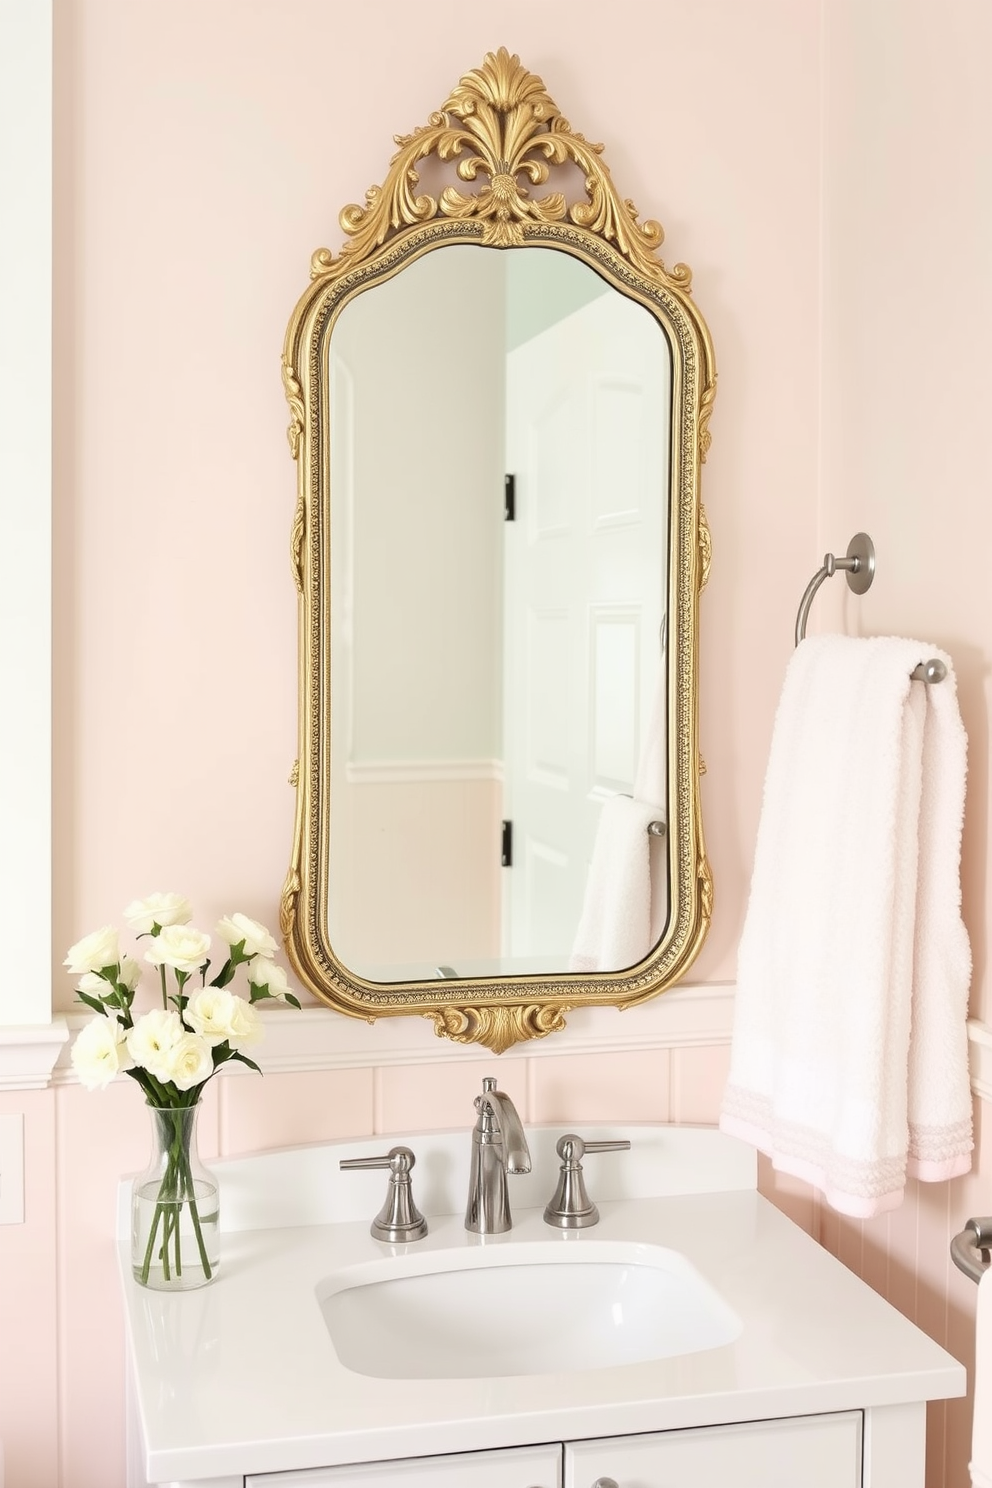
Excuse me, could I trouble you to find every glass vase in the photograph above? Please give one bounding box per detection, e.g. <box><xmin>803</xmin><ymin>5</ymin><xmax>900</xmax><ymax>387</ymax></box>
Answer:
<box><xmin>131</xmin><ymin>1104</ymin><xmax>220</xmax><ymax>1291</ymax></box>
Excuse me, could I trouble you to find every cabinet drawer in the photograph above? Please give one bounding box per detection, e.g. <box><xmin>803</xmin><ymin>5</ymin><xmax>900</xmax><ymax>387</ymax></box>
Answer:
<box><xmin>248</xmin><ymin>1441</ymin><xmax>563</xmax><ymax>1487</ymax></box>
<box><xmin>565</xmin><ymin>1410</ymin><xmax>862</xmax><ymax>1488</ymax></box>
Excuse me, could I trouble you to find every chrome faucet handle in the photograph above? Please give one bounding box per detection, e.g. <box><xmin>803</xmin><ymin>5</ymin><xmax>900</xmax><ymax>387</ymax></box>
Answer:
<box><xmin>543</xmin><ymin>1133</ymin><xmax>631</xmax><ymax>1229</ymax></box>
<box><xmin>340</xmin><ymin>1146</ymin><xmax>428</xmax><ymax>1243</ymax></box>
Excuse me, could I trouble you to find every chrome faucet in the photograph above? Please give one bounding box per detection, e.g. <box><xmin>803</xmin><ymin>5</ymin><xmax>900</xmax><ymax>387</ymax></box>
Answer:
<box><xmin>465</xmin><ymin>1077</ymin><xmax>531</xmax><ymax>1234</ymax></box>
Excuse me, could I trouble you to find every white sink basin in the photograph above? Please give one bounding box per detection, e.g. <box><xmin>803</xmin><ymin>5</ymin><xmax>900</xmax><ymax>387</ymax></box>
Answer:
<box><xmin>317</xmin><ymin>1239</ymin><xmax>741</xmax><ymax>1379</ymax></box>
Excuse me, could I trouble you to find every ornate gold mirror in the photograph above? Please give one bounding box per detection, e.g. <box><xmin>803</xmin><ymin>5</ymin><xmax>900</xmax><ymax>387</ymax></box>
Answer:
<box><xmin>280</xmin><ymin>48</ymin><xmax>715</xmax><ymax>1053</ymax></box>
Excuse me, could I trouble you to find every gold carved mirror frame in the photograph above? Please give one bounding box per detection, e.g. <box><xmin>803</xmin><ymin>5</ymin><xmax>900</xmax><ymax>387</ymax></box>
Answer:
<box><xmin>280</xmin><ymin>48</ymin><xmax>715</xmax><ymax>1054</ymax></box>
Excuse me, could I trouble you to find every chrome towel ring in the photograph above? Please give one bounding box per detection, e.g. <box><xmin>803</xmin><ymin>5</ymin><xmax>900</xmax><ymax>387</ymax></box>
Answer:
<box><xmin>795</xmin><ymin>532</ymin><xmax>946</xmax><ymax>684</ymax></box>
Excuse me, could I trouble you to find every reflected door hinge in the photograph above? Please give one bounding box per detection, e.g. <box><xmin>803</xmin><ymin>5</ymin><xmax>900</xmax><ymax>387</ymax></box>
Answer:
<box><xmin>501</xmin><ymin>820</ymin><xmax>513</xmax><ymax>867</ymax></box>
<box><xmin>504</xmin><ymin>473</ymin><xmax>516</xmax><ymax>522</ymax></box>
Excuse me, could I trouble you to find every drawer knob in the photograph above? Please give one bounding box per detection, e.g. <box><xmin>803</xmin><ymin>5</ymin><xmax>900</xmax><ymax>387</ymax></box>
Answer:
<box><xmin>592</xmin><ymin>1479</ymin><xmax>620</xmax><ymax>1488</ymax></box>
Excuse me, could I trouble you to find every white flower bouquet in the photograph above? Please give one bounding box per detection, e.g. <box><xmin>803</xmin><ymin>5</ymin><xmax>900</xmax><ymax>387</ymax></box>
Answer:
<box><xmin>66</xmin><ymin>892</ymin><xmax>300</xmax><ymax>1288</ymax></box>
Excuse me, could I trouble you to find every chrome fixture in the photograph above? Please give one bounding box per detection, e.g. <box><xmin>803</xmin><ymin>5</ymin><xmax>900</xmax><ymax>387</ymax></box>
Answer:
<box><xmin>950</xmin><ymin>1215</ymin><xmax>992</xmax><ymax>1283</ymax></box>
<box><xmin>795</xmin><ymin>531</ymin><xmax>875</xmax><ymax>647</ymax></box>
<box><xmin>465</xmin><ymin>1077</ymin><xmax>532</xmax><ymax>1234</ymax></box>
<box><xmin>619</xmin><ymin>794</ymin><xmax>666</xmax><ymax>836</ymax></box>
<box><xmin>543</xmin><ymin>1133</ymin><xmax>631</xmax><ymax>1229</ymax></box>
<box><xmin>794</xmin><ymin>531</ymin><xmax>946</xmax><ymax>683</ymax></box>
<box><xmin>340</xmin><ymin>1146</ymin><xmax>428</xmax><ymax>1243</ymax></box>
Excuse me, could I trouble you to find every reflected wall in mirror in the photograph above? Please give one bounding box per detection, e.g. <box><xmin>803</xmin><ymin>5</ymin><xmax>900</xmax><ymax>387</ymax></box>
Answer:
<box><xmin>281</xmin><ymin>48</ymin><xmax>715</xmax><ymax>1053</ymax></box>
<box><xmin>328</xmin><ymin>246</ymin><xmax>672</xmax><ymax>982</ymax></box>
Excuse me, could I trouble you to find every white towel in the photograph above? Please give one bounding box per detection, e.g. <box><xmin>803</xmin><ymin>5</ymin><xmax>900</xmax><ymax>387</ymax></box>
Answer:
<box><xmin>635</xmin><ymin>675</ymin><xmax>671</xmax><ymax>956</ymax></box>
<box><xmin>972</xmin><ymin>1268</ymin><xmax>992</xmax><ymax>1488</ymax></box>
<box><xmin>569</xmin><ymin>795</ymin><xmax>661</xmax><ymax>972</ymax></box>
<box><xmin>570</xmin><ymin>671</ymin><xmax>667</xmax><ymax>973</ymax></box>
<box><xmin>720</xmin><ymin>634</ymin><xmax>972</xmax><ymax>1216</ymax></box>
<box><xmin>634</xmin><ymin>664</ymin><xmax>667</xmax><ymax>805</ymax></box>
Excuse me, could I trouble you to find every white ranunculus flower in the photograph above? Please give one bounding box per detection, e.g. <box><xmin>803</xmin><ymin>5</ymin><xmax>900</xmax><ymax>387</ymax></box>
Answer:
<box><xmin>118</xmin><ymin>954</ymin><xmax>142</xmax><ymax>991</ymax></box>
<box><xmin>77</xmin><ymin>970</ymin><xmax>109</xmax><ymax>997</ymax></box>
<box><xmin>71</xmin><ymin>1015</ymin><xmax>133</xmax><ymax>1090</ymax></box>
<box><xmin>160</xmin><ymin>1032</ymin><xmax>213</xmax><ymax>1092</ymax></box>
<box><xmin>185</xmin><ymin>987</ymin><xmax>241</xmax><ymax>1047</ymax></box>
<box><xmin>249</xmin><ymin>959</ymin><xmax>292</xmax><ymax>1000</ymax></box>
<box><xmin>144</xmin><ymin>924</ymin><xmax>211</xmax><ymax>975</ymax></box>
<box><xmin>225</xmin><ymin>995</ymin><xmax>263</xmax><ymax>1048</ymax></box>
<box><xmin>123</xmin><ymin>892</ymin><xmax>193</xmax><ymax>935</ymax></box>
<box><xmin>64</xmin><ymin>925</ymin><xmax>120</xmax><ymax>976</ymax></box>
<box><xmin>127</xmin><ymin>1009</ymin><xmax>185</xmax><ymax>1080</ymax></box>
<box><xmin>216</xmin><ymin>913</ymin><xmax>277</xmax><ymax>960</ymax></box>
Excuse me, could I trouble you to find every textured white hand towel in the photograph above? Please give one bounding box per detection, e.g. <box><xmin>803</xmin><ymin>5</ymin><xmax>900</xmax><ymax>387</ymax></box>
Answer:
<box><xmin>720</xmin><ymin>634</ymin><xmax>972</xmax><ymax>1216</ymax></box>
<box><xmin>971</xmin><ymin>1269</ymin><xmax>992</xmax><ymax>1488</ymax></box>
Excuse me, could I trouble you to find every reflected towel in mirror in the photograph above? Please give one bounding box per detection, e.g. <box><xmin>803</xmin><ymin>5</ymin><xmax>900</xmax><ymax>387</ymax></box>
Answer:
<box><xmin>570</xmin><ymin>670</ymin><xmax>667</xmax><ymax>974</ymax></box>
<box><xmin>569</xmin><ymin>795</ymin><xmax>662</xmax><ymax>973</ymax></box>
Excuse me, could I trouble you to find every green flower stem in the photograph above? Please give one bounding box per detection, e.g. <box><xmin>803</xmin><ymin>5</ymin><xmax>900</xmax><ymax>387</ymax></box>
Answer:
<box><xmin>140</xmin><ymin>1192</ymin><xmax>165</xmax><ymax>1282</ymax></box>
<box><xmin>139</xmin><ymin>1107</ymin><xmax>212</xmax><ymax>1285</ymax></box>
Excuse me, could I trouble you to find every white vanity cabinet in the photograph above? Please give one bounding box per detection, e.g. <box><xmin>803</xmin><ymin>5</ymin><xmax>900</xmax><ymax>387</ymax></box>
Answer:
<box><xmin>246</xmin><ymin>1408</ymin><xmax>913</xmax><ymax>1488</ymax></box>
<box><xmin>565</xmin><ymin>1411</ymin><xmax>863</xmax><ymax>1487</ymax></box>
<box><xmin>247</xmin><ymin>1443</ymin><xmax>563</xmax><ymax>1487</ymax></box>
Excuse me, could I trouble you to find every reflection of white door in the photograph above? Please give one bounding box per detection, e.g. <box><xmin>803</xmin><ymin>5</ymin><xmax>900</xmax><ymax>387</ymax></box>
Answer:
<box><xmin>503</xmin><ymin>291</ymin><xmax>671</xmax><ymax>961</ymax></box>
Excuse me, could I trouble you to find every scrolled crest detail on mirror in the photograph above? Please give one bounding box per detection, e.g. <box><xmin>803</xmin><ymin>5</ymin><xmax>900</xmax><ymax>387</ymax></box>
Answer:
<box><xmin>309</xmin><ymin>48</ymin><xmax>690</xmax><ymax>289</ymax></box>
<box><xmin>281</xmin><ymin>49</ymin><xmax>716</xmax><ymax>1053</ymax></box>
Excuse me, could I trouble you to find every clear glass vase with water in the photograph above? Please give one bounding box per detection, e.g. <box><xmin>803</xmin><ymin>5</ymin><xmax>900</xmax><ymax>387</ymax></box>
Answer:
<box><xmin>131</xmin><ymin>1104</ymin><xmax>219</xmax><ymax>1291</ymax></box>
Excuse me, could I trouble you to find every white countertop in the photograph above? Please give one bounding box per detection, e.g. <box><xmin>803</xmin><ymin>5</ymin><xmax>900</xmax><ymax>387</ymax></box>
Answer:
<box><xmin>119</xmin><ymin>1126</ymin><xmax>966</xmax><ymax>1484</ymax></box>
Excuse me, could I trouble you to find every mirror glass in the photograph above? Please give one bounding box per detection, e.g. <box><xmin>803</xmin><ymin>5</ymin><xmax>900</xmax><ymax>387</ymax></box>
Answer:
<box><xmin>326</xmin><ymin>245</ymin><xmax>673</xmax><ymax>983</ymax></box>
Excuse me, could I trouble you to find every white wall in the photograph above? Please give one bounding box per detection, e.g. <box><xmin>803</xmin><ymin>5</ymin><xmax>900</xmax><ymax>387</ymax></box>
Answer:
<box><xmin>0</xmin><ymin>0</ymin><xmax>52</xmax><ymax>1028</ymax></box>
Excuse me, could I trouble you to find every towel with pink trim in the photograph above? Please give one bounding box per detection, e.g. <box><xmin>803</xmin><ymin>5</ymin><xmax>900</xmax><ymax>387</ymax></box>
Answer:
<box><xmin>720</xmin><ymin>634</ymin><xmax>972</xmax><ymax>1217</ymax></box>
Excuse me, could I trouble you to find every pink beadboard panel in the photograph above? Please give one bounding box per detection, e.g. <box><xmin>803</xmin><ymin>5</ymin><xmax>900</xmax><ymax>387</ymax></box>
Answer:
<box><xmin>529</xmin><ymin>1050</ymin><xmax>671</xmax><ymax>1125</ymax></box>
<box><xmin>219</xmin><ymin>1066</ymin><xmax>375</xmax><ymax>1154</ymax></box>
<box><xmin>836</xmin><ymin>1205</ymin><xmax>868</xmax><ymax>1285</ymax></box>
<box><xmin>54</xmin><ymin>1080</ymin><xmax>168</xmax><ymax>1488</ymax></box>
<box><xmin>913</xmin><ymin>1181</ymin><xmax>952</xmax><ymax>1488</ymax></box>
<box><xmin>812</xmin><ymin>1097</ymin><xmax>992</xmax><ymax>1488</ymax></box>
<box><xmin>859</xmin><ymin>1207</ymin><xmax>891</xmax><ymax>1305</ymax></box>
<box><xmin>917</xmin><ymin>1178</ymin><xmax>952</xmax><ymax>1370</ymax></box>
<box><xmin>376</xmin><ymin>1058</ymin><xmax>520</xmax><ymax>1134</ymax></box>
<box><xmin>0</xmin><ymin>1089</ymin><xmax>59</xmax><ymax>1488</ymax></box>
<box><xmin>754</xmin><ymin>1154</ymin><xmax>818</xmax><ymax>1237</ymax></box>
<box><xmin>886</xmin><ymin>1180</ymin><xmax>924</xmax><ymax>1323</ymax></box>
<box><xmin>944</xmin><ymin>1097</ymin><xmax>992</xmax><ymax>1488</ymax></box>
<box><xmin>671</xmin><ymin>1042</ymin><xmax>731</xmax><ymax>1125</ymax></box>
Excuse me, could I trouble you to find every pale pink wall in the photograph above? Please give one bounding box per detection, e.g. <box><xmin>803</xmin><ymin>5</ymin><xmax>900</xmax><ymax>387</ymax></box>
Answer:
<box><xmin>2</xmin><ymin>2</ymin><xmax>983</xmax><ymax>1487</ymax></box>
<box><xmin>821</xmin><ymin>0</ymin><xmax>992</xmax><ymax>1029</ymax></box>
<box><xmin>813</xmin><ymin>5</ymin><xmax>992</xmax><ymax>1486</ymax></box>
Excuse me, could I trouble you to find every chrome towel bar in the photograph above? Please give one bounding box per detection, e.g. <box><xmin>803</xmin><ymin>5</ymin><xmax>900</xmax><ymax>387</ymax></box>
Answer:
<box><xmin>950</xmin><ymin>1215</ymin><xmax>992</xmax><ymax>1283</ymax></box>
<box><xmin>795</xmin><ymin>532</ymin><xmax>946</xmax><ymax>684</ymax></box>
